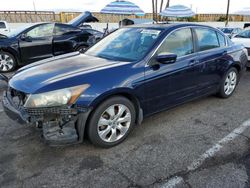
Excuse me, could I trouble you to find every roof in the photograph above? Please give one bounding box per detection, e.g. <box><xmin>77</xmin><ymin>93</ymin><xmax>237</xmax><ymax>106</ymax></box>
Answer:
<box><xmin>126</xmin><ymin>23</ymin><xmax>216</xmax><ymax>30</ymax></box>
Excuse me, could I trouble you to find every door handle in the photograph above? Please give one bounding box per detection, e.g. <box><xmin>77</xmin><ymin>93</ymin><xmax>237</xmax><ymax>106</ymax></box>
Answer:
<box><xmin>189</xmin><ymin>59</ymin><xmax>199</xmax><ymax>66</ymax></box>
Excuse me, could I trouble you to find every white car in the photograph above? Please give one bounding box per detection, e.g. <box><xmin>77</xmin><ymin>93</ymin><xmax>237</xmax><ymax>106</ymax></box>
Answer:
<box><xmin>231</xmin><ymin>29</ymin><xmax>250</xmax><ymax>64</ymax></box>
<box><xmin>0</xmin><ymin>21</ymin><xmax>10</xmax><ymax>35</ymax></box>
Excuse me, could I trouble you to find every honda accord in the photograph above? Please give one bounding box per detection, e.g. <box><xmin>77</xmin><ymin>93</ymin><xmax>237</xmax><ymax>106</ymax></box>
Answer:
<box><xmin>1</xmin><ymin>23</ymin><xmax>248</xmax><ymax>147</ymax></box>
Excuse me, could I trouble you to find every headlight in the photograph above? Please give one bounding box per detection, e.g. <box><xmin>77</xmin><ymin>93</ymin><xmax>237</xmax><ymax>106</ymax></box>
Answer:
<box><xmin>24</xmin><ymin>84</ymin><xmax>90</xmax><ymax>108</ymax></box>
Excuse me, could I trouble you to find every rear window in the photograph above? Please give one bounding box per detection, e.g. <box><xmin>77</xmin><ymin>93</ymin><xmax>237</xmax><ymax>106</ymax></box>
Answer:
<box><xmin>0</xmin><ymin>22</ymin><xmax>6</xmax><ymax>29</ymax></box>
<box><xmin>195</xmin><ymin>28</ymin><xmax>220</xmax><ymax>51</ymax></box>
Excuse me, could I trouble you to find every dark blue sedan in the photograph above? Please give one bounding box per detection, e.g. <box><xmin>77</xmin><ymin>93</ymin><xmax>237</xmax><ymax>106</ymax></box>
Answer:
<box><xmin>1</xmin><ymin>23</ymin><xmax>248</xmax><ymax>147</ymax></box>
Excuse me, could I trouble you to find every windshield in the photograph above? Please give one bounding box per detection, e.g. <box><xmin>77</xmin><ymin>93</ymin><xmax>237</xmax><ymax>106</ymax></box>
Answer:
<box><xmin>235</xmin><ymin>30</ymin><xmax>250</xmax><ymax>38</ymax></box>
<box><xmin>86</xmin><ymin>28</ymin><xmax>162</xmax><ymax>62</ymax></box>
<box><xmin>221</xmin><ymin>28</ymin><xmax>233</xmax><ymax>34</ymax></box>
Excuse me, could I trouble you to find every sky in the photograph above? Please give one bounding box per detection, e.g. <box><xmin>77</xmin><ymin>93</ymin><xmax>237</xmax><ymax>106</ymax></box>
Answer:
<box><xmin>0</xmin><ymin>0</ymin><xmax>249</xmax><ymax>14</ymax></box>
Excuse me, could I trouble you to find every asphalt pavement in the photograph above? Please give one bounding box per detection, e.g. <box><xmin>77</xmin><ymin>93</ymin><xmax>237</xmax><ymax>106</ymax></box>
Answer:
<box><xmin>1</xmin><ymin>71</ymin><xmax>250</xmax><ymax>188</ymax></box>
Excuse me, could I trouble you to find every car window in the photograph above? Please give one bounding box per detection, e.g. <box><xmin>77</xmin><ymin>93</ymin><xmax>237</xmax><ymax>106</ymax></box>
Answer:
<box><xmin>26</xmin><ymin>24</ymin><xmax>54</xmax><ymax>38</ymax></box>
<box><xmin>54</xmin><ymin>24</ymin><xmax>79</xmax><ymax>35</ymax></box>
<box><xmin>0</xmin><ymin>22</ymin><xmax>6</xmax><ymax>29</ymax></box>
<box><xmin>217</xmin><ymin>32</ymin><xmax>226</xmax><ymax>47</ymax></box>
<box><xmin>235</xmin><ymin>30</ymin><xmax>250</xmax><ymax>38</ymax></box>
<box><xmin>157</xmin><ymin>28</ymin><xmax>194</xmax><ymax>57</ymax></box>
<box><xmin>86</xmin><ymin>28</ymin><xmax>162</xmax><ymax>62</ymax></box>
<box><xmin>221</xmin><ymin>28</ymin><xmax>233</xmax><ymax>34</ymax></box>
<box><xmin>195</xmin><ymin>28</ymin><xmax>220</xmax><ymax>51</ymax></box>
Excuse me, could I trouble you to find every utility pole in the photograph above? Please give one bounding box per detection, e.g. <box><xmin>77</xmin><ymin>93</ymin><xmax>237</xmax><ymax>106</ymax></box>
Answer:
<box><xmin>33</xmin><ymin>0</ymin><xmax>36</xmax><ymax>12</ymax></box>
<box><xmin>225</xmin><ymin>0</ymin><xmax>230</xmax><ymax>26</ymax></box>
<box><xmin>155</xmin><ymin>0</ymin><xmax>158</xmax><ymax>22</ymax></box>
<box><xmin>160</xmin><ymin>0</ymin><xmax>164</xmax><ymax>12</ymax></box>
<box><xmin>152</xmin><ymin>0</ymin><xmax>155</xmax><ymax>21</ymax></box>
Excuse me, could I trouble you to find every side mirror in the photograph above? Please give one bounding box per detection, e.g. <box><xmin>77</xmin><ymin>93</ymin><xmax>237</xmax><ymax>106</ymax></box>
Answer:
<box><xmin>20</xmin><ymin>34</ymin><xmax>32</xmax><ymax>42</ymax></box>
<box><xmin>156</xmin><ymin>53</ymin><xmax>177</xmax><ymax>64</ymax></box>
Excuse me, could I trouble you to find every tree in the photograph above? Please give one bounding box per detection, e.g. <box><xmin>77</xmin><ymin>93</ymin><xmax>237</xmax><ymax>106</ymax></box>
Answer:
<box><xmin>165</xmin><ymin>0</ymin><xmax>170</xmax><ymax>9</ymax></box>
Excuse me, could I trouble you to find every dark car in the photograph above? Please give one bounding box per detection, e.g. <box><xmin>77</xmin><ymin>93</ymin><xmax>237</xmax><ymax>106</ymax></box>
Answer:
<box><xmin>1</xmin><ymin>24</ymin><xmax>248</xmax><ymax>147</ymax></box>
<box><xmin>0</xmin><ymin>12</ymin><xmax>102</xmax><ymax>72</ymax></box>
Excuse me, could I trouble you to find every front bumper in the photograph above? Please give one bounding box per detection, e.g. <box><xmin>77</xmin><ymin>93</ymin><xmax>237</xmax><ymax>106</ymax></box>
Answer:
<box><xmin>2</xmin><ymin>91</ymin><xmax>29</xmax><ymax>124</ymax></box>
<box><xmin>2</xmin><ymin>89</ymin><xmax>92</xmax><ymax>145</ymax></box>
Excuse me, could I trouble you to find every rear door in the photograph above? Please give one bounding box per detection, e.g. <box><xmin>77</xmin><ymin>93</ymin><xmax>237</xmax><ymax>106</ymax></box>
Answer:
<box><xmin>19</xmin><ymin>23</ymin><xmax>54</xmax><ymax>64</ymax></box>
<box><xmin>194</xmin><ymin>27</ymin><xmax>229</xmax><ymax>95</ymax></box>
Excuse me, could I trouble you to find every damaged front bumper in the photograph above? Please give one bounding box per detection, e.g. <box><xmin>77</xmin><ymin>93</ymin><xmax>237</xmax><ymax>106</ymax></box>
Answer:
<box><xmin>2</xmin><ymin>90</ymin><xmax>91</xmax><ymax>146</ymax></box>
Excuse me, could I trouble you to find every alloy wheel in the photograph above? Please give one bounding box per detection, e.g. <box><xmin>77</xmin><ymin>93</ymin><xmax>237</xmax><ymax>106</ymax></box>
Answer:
<box><xmin>97</xmin><ymin>104</ymin><xmax>132</xmax><ymax>143</ymax></box>
<box><xmin>0</xmin><ymin>53</ymin><xmax>14</xmax><ymax>72</ymax></box>
<box><xmin>224</xmin><ymin>70</ymin><xmax>237</xmax><ymax>96</ymax></box>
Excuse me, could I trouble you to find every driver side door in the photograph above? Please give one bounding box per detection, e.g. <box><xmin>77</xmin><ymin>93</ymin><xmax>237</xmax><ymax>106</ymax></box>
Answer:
<box><xmin>19</xmin><ymin>23</ymin><xmax>54</xmax><ymax>64</ymax></box>
<box><xmin>144</xmin><ymin>28</ymin><xmax>201</xmax><ymax>115</ymax></box>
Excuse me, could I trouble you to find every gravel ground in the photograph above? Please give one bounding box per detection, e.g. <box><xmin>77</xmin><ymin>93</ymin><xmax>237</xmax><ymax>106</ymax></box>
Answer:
<box><xmin>1</xmin><ymin>71</ymin><xmax>250</xmax><ymax>188</ymax></box>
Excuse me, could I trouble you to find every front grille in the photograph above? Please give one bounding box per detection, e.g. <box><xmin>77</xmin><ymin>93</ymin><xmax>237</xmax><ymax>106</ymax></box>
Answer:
<box><xmin>24</xmin><ymin>107</ymin><xmax>77</xmax><ymax>116</ymax></box>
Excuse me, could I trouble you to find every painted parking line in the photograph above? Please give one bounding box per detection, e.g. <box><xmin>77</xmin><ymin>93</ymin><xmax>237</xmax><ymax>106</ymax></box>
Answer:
<box><xmin>161</xmin><ymin>119</ymin><xmax>250</xmax><ymax>188</ymax></box>
<box><xmin>161</xmin><ymin>176</ymin><xmax>184</xmax><ymax>188</ymax></box>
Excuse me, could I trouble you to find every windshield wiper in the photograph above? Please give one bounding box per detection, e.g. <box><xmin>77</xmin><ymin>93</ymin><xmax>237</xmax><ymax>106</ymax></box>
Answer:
<box><xmin>97</xmin><ymin>54</ymin><xmax>117</xmax><ymax>61</ymax></box>
<box><xmin>235</xmin><ymin>35</ymin><xmax>248</xmax><ymax>38</ymax></box>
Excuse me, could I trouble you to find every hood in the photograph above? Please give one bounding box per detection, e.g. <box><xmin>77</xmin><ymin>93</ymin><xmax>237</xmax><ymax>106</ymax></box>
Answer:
<box><xmin>68</xmin><ymin>11</ymin><xmax>99</xmax><ymax>27</ymax></box>
<box><xmin>9</xmin><ymin>53</ymin><xmax>123</xmax><ymax>94</ymax></box>
<box><xmin>231</xmin><ymin>37</ymin><xmax>250</xmax><ymax>47</ymax></box>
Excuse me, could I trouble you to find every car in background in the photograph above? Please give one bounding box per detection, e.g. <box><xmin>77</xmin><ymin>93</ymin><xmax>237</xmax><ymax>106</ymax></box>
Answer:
<box><xmin>0</xmin><ymin>12</ymin><xmax>102</xmax><ymax>72</ymax></box>
<box><xmin>220</xmin><ymin>27</ymin><xmax>242</xmax><ymax>38</ymax></box>
<box><xmin>244</xmin><ymin>23</ymin><xmax>250</xmax><ymax>29</ymax></box>
<box><xmin>1</xmin><ymin>24</ymin><xmax>248</xmax><ymax>147</ymax></box>
<box><xmin>0</xmin><ymin>21</ymin><xmax>10</xmax><ymax>35</ymax></box>
<box><xmin>231</xmin><ymin>29</ymin><xmax>250</xmax><ymax>65</ymax></box>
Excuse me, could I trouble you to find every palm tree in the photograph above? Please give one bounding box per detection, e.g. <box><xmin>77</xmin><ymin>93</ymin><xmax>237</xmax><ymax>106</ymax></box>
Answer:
<box><xmin>165</xmin><ymin>0</ymin><xmax>170</xmax><ymax>9</ymax></box>
<box><xmin>226</xmin><ymin>0</ymin><xmax>230</xmax><ymax>26</ymax></box>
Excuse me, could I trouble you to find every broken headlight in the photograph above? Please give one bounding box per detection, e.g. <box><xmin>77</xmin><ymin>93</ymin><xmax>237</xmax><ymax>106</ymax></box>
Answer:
<box><xmin>24</xmin><ymin>84</ymin><xmax>90</xmax><ymax>108</ymax></box>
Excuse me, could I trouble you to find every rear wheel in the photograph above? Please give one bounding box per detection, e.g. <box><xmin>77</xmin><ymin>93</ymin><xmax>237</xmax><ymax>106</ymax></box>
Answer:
<box><xmin>87</xmin><ymin>96</ymin><xmax>136</xmax><ymax>148</ymax></box>
<box><xmin>0</xmin><ymin>51</ymin><xmax>17</xmax><ymax>72</ymax></box>
<box><xmin>217</xmin><ymin>67</ymin><xmax>238</xmax><ymax>98</ymax></box>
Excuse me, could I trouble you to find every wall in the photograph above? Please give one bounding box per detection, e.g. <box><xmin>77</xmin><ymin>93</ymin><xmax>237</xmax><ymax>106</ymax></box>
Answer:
<box><xmin>1</xmin><ymin>11</ymin><xmax>250</xmax><ymax>23</ymax></box>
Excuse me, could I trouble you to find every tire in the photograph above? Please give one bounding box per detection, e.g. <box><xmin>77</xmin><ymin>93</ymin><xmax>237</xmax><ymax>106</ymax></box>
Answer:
<box><xmin>76</xmin><ymin>46</ymin><xmax>88</xmax><ymax>53</ymax></box>
<box><xmin>87</xmin><ymin>96</ymin><xmax>136</xmax><ymax>148</ymax></box>
<box><xmin>0</xmin><ymin>51</ymin><xmax>17</xmax><ymax>72</ymax></box>
<box><xmin>217</xmin><ymin>67</ymin><xmax>238</xmax><ymax>98</ymax></box>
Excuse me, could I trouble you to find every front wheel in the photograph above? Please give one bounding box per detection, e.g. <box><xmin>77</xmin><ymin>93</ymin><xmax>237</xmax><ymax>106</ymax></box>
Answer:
<box><xmin>76</xmin><ymin>46</ymin><xmax>88</xmax><ymax>53</ymax></box>
<box><xmin>0</xmin><ymin>51</ymin><xmax>17</xmax><ymax>72</ymax></box>
<box><xmin>217</xmin><ymin>67</ymin><xmax>238</xmax><ymax>98</ymax></box>
<box><xmin>87</xmin><ymin>96</ymin><xmax>136</xmax><ymax>148</ymax></box>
